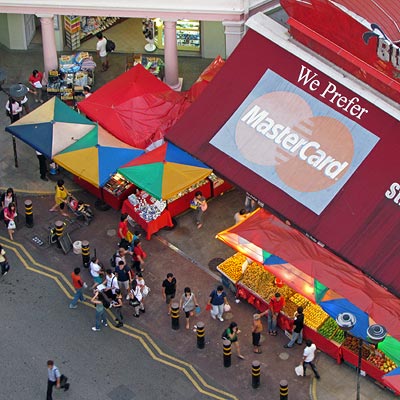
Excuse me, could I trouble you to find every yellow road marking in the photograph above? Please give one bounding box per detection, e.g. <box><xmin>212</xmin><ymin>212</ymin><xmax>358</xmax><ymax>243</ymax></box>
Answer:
<box><xmin>1</xmin><ymin>237</ymin><xmax>238</xmax><ymax>400</ymax></box>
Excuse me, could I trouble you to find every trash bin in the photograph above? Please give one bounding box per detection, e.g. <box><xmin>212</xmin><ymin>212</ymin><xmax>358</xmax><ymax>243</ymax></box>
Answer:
<box><xmin>73</xmin><ymin>240</ymin><xmax>82</xmax><ymax>255</ymax></box>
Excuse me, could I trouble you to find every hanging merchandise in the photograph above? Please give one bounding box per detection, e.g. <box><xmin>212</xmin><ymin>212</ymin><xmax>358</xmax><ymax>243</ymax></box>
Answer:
<box><xmin>142</xmin><ymin>18</ymin><xmax>157</xmax><ymax>52</ymax></box>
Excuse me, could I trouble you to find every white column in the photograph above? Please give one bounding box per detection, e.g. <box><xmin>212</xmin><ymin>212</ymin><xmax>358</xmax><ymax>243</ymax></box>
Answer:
<box><xmin>37</xmin><ymin>15</ymin><xmax>58</xmax><ymax>83</ymax></box>
<box><xmin>163</xmin><ymin>20</ymin><xmax>182</xmax><ymax>91</ymax></box>
<box><xmin>222</xmin><ymin>21</ymin><xmax>245</xmax><ymax>58</ymax></box>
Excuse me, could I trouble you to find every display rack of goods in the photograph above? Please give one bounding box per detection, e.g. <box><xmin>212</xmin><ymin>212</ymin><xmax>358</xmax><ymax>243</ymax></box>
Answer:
<box><xmin>65</xmin><ymin>16</ymin><xmax>81</xmax><ymax>50</ymax></box>
<box><xmin>240</xmin><ymin>262</ymin><xmax>264</xmax><ymax>292</ymax></box>
<box><xmin>79</xmin><ymin>16</ymin><xmax>124</xmax><ymax>41</ymax></box>
<box><xmin>342</xmin><ymin>336</ymin><xmax>371</xmax><ymax>360</ymax></box>
<box><xmin>103</xmin><ymin>174</ymin><xmax>133</xmax><ymax>197</ymax></box>
<box><xmin>166</xmin><ymin>179</ymin><xmax>209</xmax><ymax>204</ymax></box>
<box><xmin>290</xmin><ymin>293</ymin><xmax>310</xmax><ymax>309</ymax></box>
<box><xmin>303</xmin><ymin>302</ymin><xmax>329</xmax><ymax>330</ymax></box>
<box><xmin>368</xmin><ymin>349</ymin><xmax>397</xmax><ymax>373</ymax></box>
<box><xmin>283</xmin><ymin>299</ymin><xmax>299</xmax><ymax>317</ymax></box>
<box><xmin>331</xmin><ymin>328</ymin><xmax>345</xmax><ymax>344</ymax></box>
<box><xmin>318</xmin><ymin>318</ymin><xmax>339</xmax><ymax>339</ymax></box>
<box><xmin>127</xmin><ymin>192</ymin><xmax>167</xmax><ymax>222</ymax></box>
<box><xmin>217</xmin><ymin>253</ymin><xmax>247</xmax><ymax>284</ymax></box>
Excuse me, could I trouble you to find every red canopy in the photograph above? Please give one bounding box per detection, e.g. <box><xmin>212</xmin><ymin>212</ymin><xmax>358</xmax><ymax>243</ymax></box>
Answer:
<box><xmin>78</xmin><ymin>65</ymin><xmax>189</xmax><ymax>149</ymax></box>
<box><xmin>224</xmin><ymin>209</ymin><xmax>400</xmax><ymax>340</ymax></box>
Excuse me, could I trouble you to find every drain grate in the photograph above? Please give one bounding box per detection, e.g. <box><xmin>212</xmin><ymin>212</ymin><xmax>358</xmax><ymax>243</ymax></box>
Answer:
<box><xmin>32</xmin><ymin>235</ymin><xmax>45</xmax><ymax>246</ymax></box>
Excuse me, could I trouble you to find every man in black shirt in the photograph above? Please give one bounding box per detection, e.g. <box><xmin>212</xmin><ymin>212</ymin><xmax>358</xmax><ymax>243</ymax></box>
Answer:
<box><xmin>161</xmin><ymin>272</ymin><xmax>176</xmax><ymax>315</ymax></box>
<box><xmin>284</xmin><ymin>306</ymin><xmax>304</xmax><ymax>348</ymax></box>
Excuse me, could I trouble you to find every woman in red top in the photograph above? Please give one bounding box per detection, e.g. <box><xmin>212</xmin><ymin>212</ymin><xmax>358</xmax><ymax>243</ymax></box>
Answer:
<box><xmin>4</xmin><ymin>202</ymin><xmax>17</xmax><ymax>241</ymax></box>
<box><xmin>28</xmin><ymin>69</ymin><xmax>44</xmax><ymax>103</ymax></box>
<box><xmin>118</xmin><ymin>213</ymin><xmax>129</xmax><ymax>248</ymax></box>
<box><xmin>132</xmin><ymin>239</ymin><xmax>146</xmax><ymax>273</ymax></box>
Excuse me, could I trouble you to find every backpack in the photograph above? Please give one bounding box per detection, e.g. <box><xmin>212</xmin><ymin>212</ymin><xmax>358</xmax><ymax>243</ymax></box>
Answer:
<box><xmin>105</xmin><ymin>38</ymin><xmax>116</xmax><ymax>53</ymax></box>
<box><xmin>99</xmin><ymin>292</ymin><xmax>111</xmax><ymax>309</ymax></box>
<box><xmin>110</xmin><ymin>252</ymin><xmax>118</xmax><ymax>269</ymax></box>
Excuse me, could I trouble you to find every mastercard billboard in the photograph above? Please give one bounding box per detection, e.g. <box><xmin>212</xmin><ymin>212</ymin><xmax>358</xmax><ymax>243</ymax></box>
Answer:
<box><xmin>210</xmin><ymin>70</ymin><xmax>379</xmax><ymax>214</ymax></box>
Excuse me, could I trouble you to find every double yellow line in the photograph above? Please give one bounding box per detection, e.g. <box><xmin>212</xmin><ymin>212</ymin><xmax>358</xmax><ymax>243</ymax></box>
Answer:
<box><xmin>1</xmin><ymin>237</ymin><xmax>238</xmax><ymax>400</ymax></box>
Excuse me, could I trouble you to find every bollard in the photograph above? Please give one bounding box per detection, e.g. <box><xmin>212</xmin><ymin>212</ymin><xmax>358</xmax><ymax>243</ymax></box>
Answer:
<box><xmin>280</xmin><ymin>380</ymin><xmax>288</xmax><ymax>399</ymax></box>
<box><xmin>252</xmin><ymin>360</ymin><xmax>261</xmax><ymax>389</ymax></box>
<box><xmin>171</xmin><ymin>302</ymin><xmax>180</xmax><ymax>330</ymax></box>
<box><xmin>223</xmin><ymin>339</ymin><xmax>232</xmax><ymax>368</ymax></box>
<box><xmin>81</xmin><ymin>240</ymin><xmax>90</xmax><ymax>268</ymax></box>
<box><xmin>54</xmin><ymin>220</ymin><xmax>64</xmax><ymax>249</ymax></box>
<box><xmin>196</xmin><ymin>321</ymin><xmax>205</xmax><ymax>349</ymax></box>
<box><xmin>24</xmin><ymin>199</ymin><xmax>33</xmax><ymax>228</ymax></box>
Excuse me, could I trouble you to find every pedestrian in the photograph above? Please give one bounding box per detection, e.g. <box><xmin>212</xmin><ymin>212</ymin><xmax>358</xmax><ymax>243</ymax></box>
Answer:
<box><xmin>129</xmin><ymin>230</ymin><xmax>141</xmax><ymax>250</ymax></box>
<box><xmin>3</xmin><ymin>202</ymin><xmax>17</xmax><ymax>240</ymax></box>
<box><xmin>0</xmin><ymin>244</ymin><xmax>10</xmax><ymax>277</ymax></box>
<box><xmin>135</xmin><ymin>272</ymin><xmax>148</xmax><ymax>312</ymax></box>
<box><xmin>112</xmin><ymin>288</ymin><xmax>124</xmax><ymax>327</ymax></box>
<box><xmin>5</xmin><ymin>96</ymin><xmax>22</xmax><ymax>123</ymax></box>
<box><xmin>49</xmin><ymin>179</ymin><xmax>69</xmax><ymax>216</ymax></box>
<box><xmin>28</xmin><ymin>69</ymin><xmax>44</xmax><ymax>103</ymax></box>
<box><xmin>234</xmin><ymin>208</ymin><xmax>248</xmax><ymax>224</ymax></box>
<box><xmin>83</xmin><ymin>85</ymin><xmax>92</xmax><ymax>98</ymax></box>
<box><xmin>258</xmin><ymin>292</ymin><xmax>285</xmax><ymax>336</ymax></box>
<box><xmin>117</xmin><ymin>213</ymin><xmax>130</xmax><ymax>248</ymax></box>
<box><xmin>46</xmin><ymin>360</ymin><xmax>69</xmax><ymax>400</ymax></box>
<box><xmin>252</xmin><ymin>313</ymin><xmax>263</xmax><ymax>353</ymax></box>
<box><xmin>162</xmin><ymin>272</ymin><xmax>177</xmax><ymax>315</ymax></box>
<box><xmin>179</xmin><ymin>287</ymin><xmax>199</xmax><ymax>329</ymax></box>
<box><xmin>96</xmin><ymin>32</ymin><xmax>109</xmax><ymax>71</ymax></box>
<box><xmin>36</xmin><ymin>150</ymin><xmax>48</xmax><ymax>181</ymax></box>
<box><xmin>191</xmin><ymin>190</ymin><xmax>207</xmax><ymax>229</ymax></box>
<box><xmin>69</xmin><ymin>267</ymin><xmax>86</xmax><ymax>309</ymax></box>
<box><xmin>208</xmin><ymin>285</ymin><xmax>229</xmax><ymax>322</ymax></box>
<box><xmin>115</xmin><ymin>259</ymin><xmax>132</xmax><ymax>299</ymax></box>
<box><xmin>222</xmin><ymin>322</ymin><xmax>245</xmax><ymax>359</ymax></box>
<box><xmin>244</xmin><ymin>194</ymin><xmax>257</xmax><ymax>212</ymax></box>
<box><xmin>302</xmin><ymin>340</ymin><xmax>320</xmax><ymax>379</ymax></box>
<box><xmin>1</xmin><ymin>188</ymin><xmax>17</xmax><ymax>220</ymax></box>
<box><xmin>132</xmin><ymin>239</ymin><xmax>146</xmax><ymax>273</ymax></box>
<box><xmin>91</xmin><ymin>290</ymin><xmax>108</xmax><ymax>331</ymax></box>
<box><xmin>89</xmin><ymin>256</ymin><xmax>103</xmax><ymax>289</ymax></box>
<box><xmin>102</xmin><ymin>268</ymin><xmax>119</xmax><ymax>300</ymax></box>
<box><xmin>129</xmin><ymin>278</ymin><xmax>144</xmax><ymax>317</ymax></box>
<box><xmin>284</xmin><ymin>306</ymin><xmax>304</xmax><ymax>348</ymax></box>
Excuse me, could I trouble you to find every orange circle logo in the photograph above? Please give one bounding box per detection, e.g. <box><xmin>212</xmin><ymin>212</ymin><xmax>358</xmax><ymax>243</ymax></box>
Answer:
<box><xmin>235</xmin><ymin>92</ymin><xmax>354</xmax><ymax>192</ymax></box>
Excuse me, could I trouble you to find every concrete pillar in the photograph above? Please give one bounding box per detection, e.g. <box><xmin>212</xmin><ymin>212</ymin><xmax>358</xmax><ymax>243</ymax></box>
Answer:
<box><xmin>163</xmin><ymin>20</ymin><xmax>182</xmax><ymax>91</ymax></box>
<box><xmin>38</xmin><ymin>15</ymin><xmax>58</xmax><ymax>83</ymax></box>
<box><xmin>222</xmin><ymin>20</ymin><xmax>245</xmax><ymax>58</ymax></box>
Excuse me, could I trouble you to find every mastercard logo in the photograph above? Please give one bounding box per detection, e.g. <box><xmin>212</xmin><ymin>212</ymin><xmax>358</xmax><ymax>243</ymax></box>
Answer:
<box><xmin>235</xmin><ymin>92</ymin><xmax>354</xmax><ymax>192</ymax></box>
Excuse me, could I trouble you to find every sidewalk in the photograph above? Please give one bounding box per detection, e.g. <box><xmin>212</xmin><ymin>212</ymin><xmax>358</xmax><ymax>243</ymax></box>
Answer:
<box><xmin>0</xmin><ymin>45</ymin><xmax>397</xmax><ymax>400</ymax></box>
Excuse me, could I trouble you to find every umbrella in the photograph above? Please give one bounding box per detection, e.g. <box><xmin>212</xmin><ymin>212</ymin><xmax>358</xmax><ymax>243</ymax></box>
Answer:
<box><xmin>382</xmin><ymin>368</ymin><xmax>400</xmax><ymax>395</ymax></box>
<box><xmin>5</xmin><ymin>97</ymin><xmax>95</xmax><ymax>159</ymax></box>
<box><xmin>118</xmin><ymin>142</ymin><xmax>212</xmax><ymax>200</ymax></box>
<box><xmin>53</xmin><ymin>125</ymin><xmax>144</xmax><ymax>188</ymax></box>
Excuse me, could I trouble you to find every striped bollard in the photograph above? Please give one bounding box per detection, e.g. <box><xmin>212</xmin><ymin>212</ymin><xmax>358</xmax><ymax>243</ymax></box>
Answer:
<box><xmin>252</xmin><ymin>360</ymin><xmax>261</xmax><ymax>388</ymax></box>
<box><xmin>223</xmin><ymin>339</ymin><xmax>232</xmax><ymax>368</ymax></box>
<box><xmin>24</xmin><ymin>199</ymin><xmax>33</xmax><ymax>228</ymax></box>
<box><xmin>280</xmin><ymin>379</ymin><xmax>288</xmax><ymax>399</ymax></box>
<box><xmin>81</xmin><ymin>240</ymin><xmax>90</xmax><ymax>268</ymax></box>
<box><xmin>196</xmin><ymin>321</ymin><xmax>205</xmax><ymax>349</ymax></box>
<box><xmin>171</xmin><ymin>302</ymin><xmax>180</xmax><ymax>330</ymax></box>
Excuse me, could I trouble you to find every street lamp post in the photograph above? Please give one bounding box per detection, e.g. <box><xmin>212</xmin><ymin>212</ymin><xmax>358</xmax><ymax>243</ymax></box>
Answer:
<box><xmin>336</xmin><ymin>312</ymin><xmax>387</xmax><ymax>400</ymax></box>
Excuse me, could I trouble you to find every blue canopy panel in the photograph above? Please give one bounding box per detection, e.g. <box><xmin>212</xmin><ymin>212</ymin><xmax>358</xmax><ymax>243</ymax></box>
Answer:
<box><xmin>6</xmin><ymin>122</ymin><xmax>53</xmax><ymax>158</ymax></box>
<box><xmin>97</xmin><ymin>146</ymin><xmax>144</xmax><ymax>187</ymax></box>
<box><xmin>165</xmin><ymin>142</ymin><xmax>210</xmax><ymax>168</ymax></box>
<box><xmin>319</xmin><ymin>298</ymin><xmax>370</xmax><ymax>340</ymax></box>
<box><xmin>264</xmin><ymin>254</ymin><xmax>286</xmax><ymax>265</ymax></box>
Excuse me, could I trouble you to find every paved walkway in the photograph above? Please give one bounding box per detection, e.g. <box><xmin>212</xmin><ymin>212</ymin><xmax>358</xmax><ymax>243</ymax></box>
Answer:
<box><xmin>0</xmin><ymin>44</ymin><xmax>397</xmax><ymax>400</ymax></box>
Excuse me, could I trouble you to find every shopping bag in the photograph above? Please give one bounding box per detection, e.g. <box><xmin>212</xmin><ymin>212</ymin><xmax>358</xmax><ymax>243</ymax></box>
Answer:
<box><xmin>195</xmin><ymin>306</ymin><xmax>201</xmax><ymax>314</ymax></box>
<box><xmin>295</xmin><ymin>364</ymin><xmax>304</xmax><ymax>376</ymax></box>
<box><xmin>223</xmin><ymin>303</ymin><xmax>231</xmax><ymax>312</ymax></box>
<box><xmin>205</xmin><ymin>304</ymin><xmax>212</xmax><ymax>311</ymax></box>
<box><xmin>142</xmin><ymin>285</ymin><xmax>150</xmax><ymax>297</ymax></box>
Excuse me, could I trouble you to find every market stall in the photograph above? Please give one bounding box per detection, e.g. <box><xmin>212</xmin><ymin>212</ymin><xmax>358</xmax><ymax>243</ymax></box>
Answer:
<box><xmin>117</xmin><ymin>142</ymin><xmax>213</xmax><ymax>218</ymax></box>
<box><xmin>121</xmin><ymin>192</ymin><xmax>173</xmax><ymax>240</ymax></box>
<box><xmin>215</xmin><ymin>210</ymin><xmax>400</xmax><ymax>393</ymax></box>
<box><xmin>125</xmin><ymin>54</ymin><xmax>164</xmax><ymax>80</ymax></box>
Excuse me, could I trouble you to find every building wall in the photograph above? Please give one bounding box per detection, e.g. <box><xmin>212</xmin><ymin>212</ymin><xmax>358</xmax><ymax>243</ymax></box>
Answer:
<box><xmin>0</xmin><ymin>13</ymin><xmax>11</xmax><ymax>48</ymax></box>
<box><xmin>202</xmin><ymin>21</ymin><xmax>226</xmax><ymax>59</ymax></box>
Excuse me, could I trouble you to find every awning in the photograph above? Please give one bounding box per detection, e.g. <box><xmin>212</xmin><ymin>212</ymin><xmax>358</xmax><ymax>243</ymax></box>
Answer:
<box><xmin>166</xmin><ymin>13</ymin><xmax>400</xmax><ymax>296</ymax></box>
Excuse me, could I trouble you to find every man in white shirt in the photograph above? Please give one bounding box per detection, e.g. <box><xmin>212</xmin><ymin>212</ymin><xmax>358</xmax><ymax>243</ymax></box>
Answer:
<box><xmin>90</xmin><ymin>257</ymin><xmax>103</xmax><ymax>289</ymax></box>
<box><xmin>96</xmin><ymin>32</ymin><xmax>109</xmax><ymax>71</ymax></box>
<box><xmin>302</xmin><ymin>340</ymin><xmax>320</xmax><ymax>379</ymax></box>
<box><xmin>102</xmin><ymin>268</ymin><xmax>119</xmax><ymax>300</ymax></box>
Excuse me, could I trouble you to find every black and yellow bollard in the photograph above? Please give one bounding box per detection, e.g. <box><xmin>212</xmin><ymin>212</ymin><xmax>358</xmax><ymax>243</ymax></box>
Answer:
<box><xmin>54</xmin><ymin>220</ymin><xmax>64</xmax><ymax>249</ymax></box>
<box><xmin>223</xmin><ymin>339</ymin><xmax>232</xmax><ymax>368</ymax></box>
<box><xmin>24</xmin><ymin>199</ymin><xmax>33</xmax><ymax>228</ymax></box>
<box><xmin>280</xmin><ymin>380</ymin><xmax>288</xmax><ymax>399</ymax></box>
<box><xmin>196</xmin><ymin>321</ymin><xmax>205</xmax><ymax>349</ymax></box>
<box><xmin>81</xmin><ymin>240</ymin><xmax>90</xmax><ymax>268</ymax></box>
<box><xmin>252</xmin><ymin>360</ymin><xmax>261</xmax><ymax>388</ymax></box>
<box><xmin>171</xmin><ymin>302</ymin><xmax>180</xmax><ymax>330</ymax></box>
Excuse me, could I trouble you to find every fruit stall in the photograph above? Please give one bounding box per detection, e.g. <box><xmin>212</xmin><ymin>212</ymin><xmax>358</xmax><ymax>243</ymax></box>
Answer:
<box><xmin>215</xmin><ymin>212</ymin><xmax>400</xmax><ymax>394</ymax></box>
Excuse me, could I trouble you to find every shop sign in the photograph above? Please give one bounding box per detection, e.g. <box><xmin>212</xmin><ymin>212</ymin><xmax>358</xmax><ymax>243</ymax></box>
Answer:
<box><xmin>385</xmin><ymin>182</ymin><xmax>400</xmax><ymax>206</ymax></box>
<box><xmin>210</xmin><ymin>69</ymin><xmax>379</xmax><ymax>215</ymax></box>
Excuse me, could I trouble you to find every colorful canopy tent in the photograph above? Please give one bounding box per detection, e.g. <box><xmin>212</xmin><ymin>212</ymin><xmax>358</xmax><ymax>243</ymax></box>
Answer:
<box><xmin>5</xmin><ymin>97</ymin><xmax>95</xmax><ymax>159</ymax></box>
<box><xmin>118</xmin><ymin>142</ymin><xmax>212</xmax><ymax>200</ymax></box>
<box><xmin>53</xmin><ymin>125</ymin><xmax>144</xmax><ymax>188</ymax></box>
<box><xmin>77</xmin><ymin>64</ymin><xmax>189</xmax><ymax>149</ymax></box>
<box><xmin>216</xmin><ymin>209</ymin><xmax>400</xmax><ymax>340</ymax></box>
<box><xmin>382</xmin><ymin>368</ymin><xmax>400</xmax><ymax>395</ymax></box>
